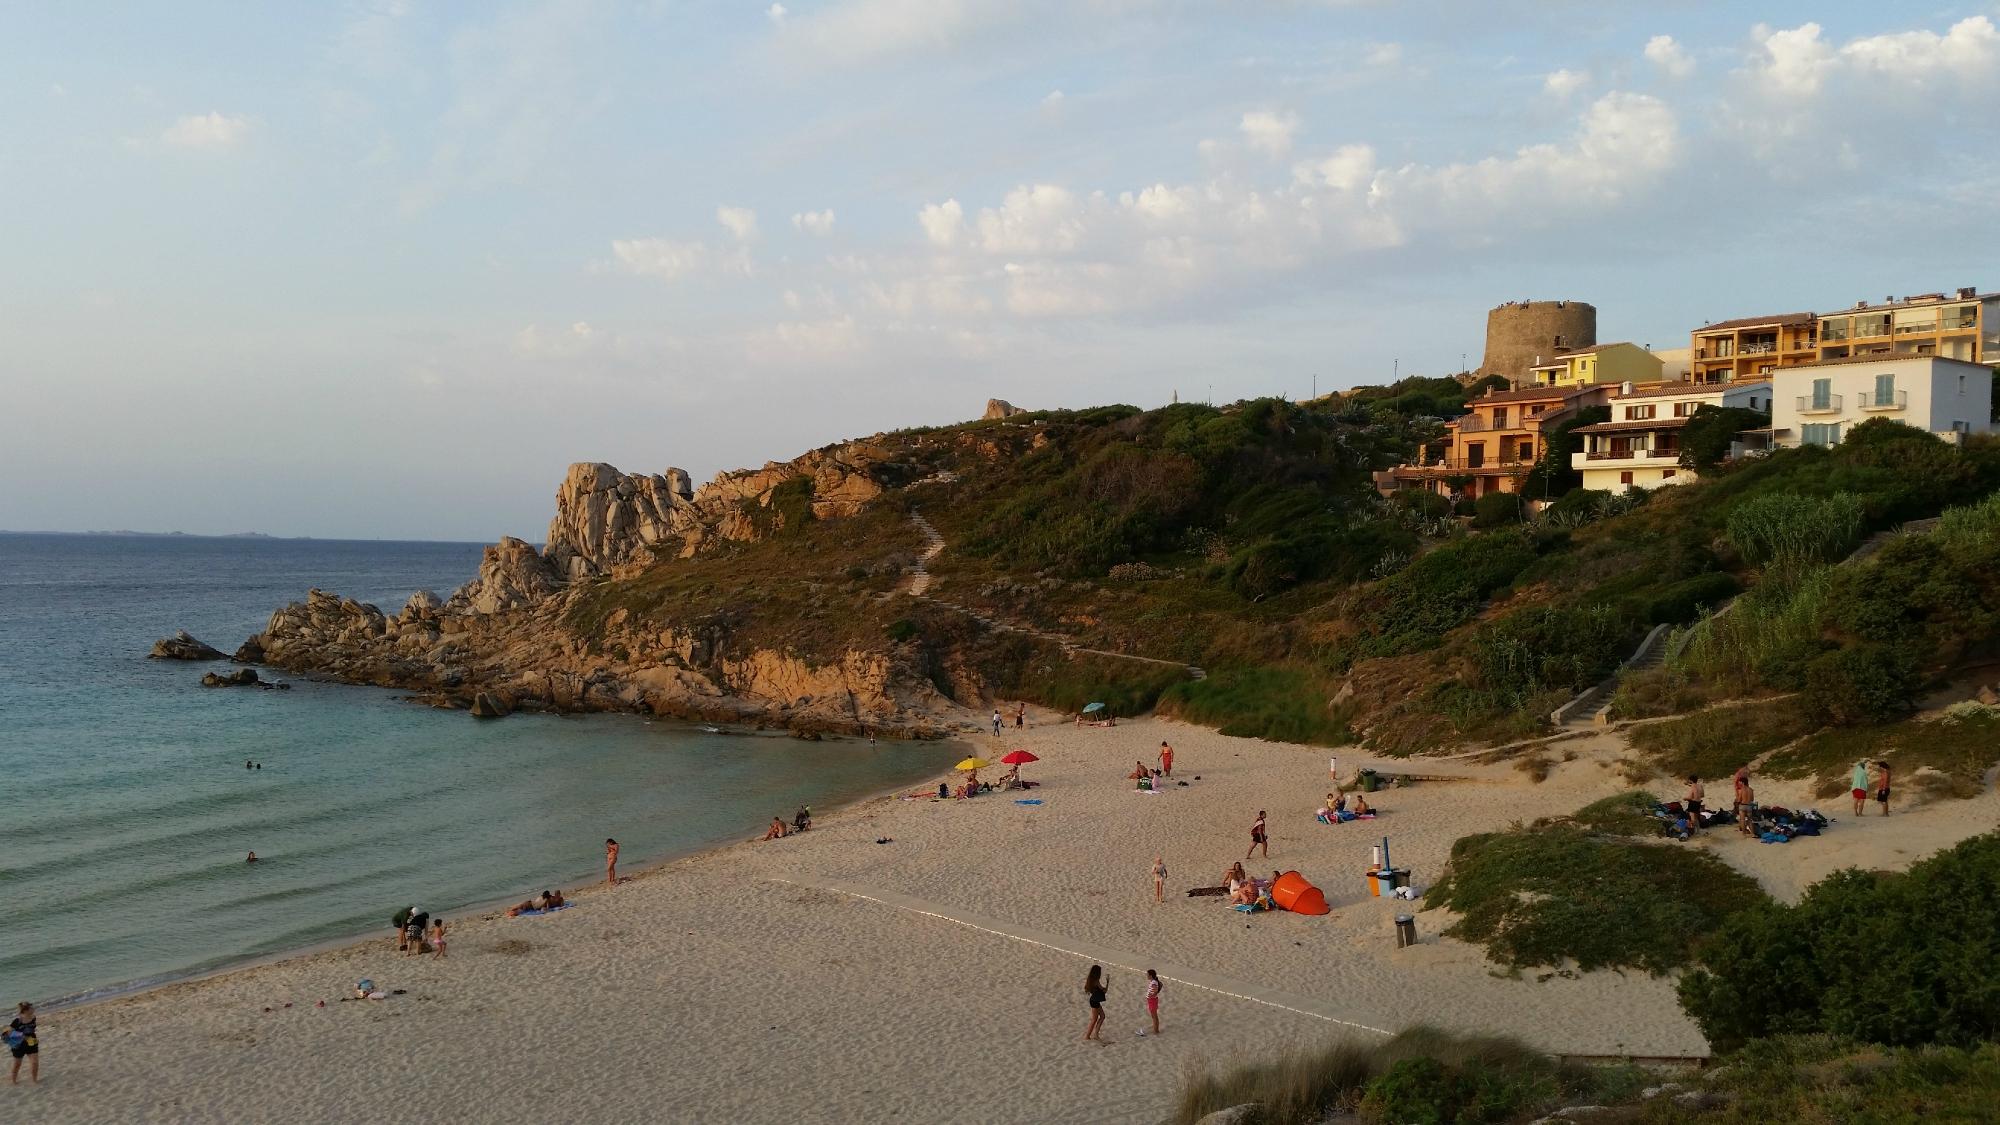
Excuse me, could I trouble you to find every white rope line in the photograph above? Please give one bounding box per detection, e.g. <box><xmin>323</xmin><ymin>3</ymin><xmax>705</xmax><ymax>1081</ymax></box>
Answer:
<box><xmin>775</xmin><ymin>876</ymin><xmax>1394</xmax><ymax>1038</ymax></box>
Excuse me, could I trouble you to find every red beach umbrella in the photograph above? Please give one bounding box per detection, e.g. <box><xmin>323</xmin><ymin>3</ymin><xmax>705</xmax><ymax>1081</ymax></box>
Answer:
<box><xmin>1000</xmin><ymin>750</ymin><xmax>1039</xmax><ymax>765</ymax></box>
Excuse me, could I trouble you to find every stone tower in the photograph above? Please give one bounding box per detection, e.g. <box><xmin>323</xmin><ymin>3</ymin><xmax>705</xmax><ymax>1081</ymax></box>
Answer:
<box><xmin>1479</xmin><ymin>300</ymin><xmax>1597</xmax><ymax>387</ymax></box>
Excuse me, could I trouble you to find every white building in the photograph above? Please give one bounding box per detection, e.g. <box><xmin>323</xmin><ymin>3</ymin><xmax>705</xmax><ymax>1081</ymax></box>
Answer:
<box><xmin>1570</xmin><ymin>380</ymin><xmax>1770</xmax><ymax>491</ymax></box>
<box><xmin>1770</xmin><ymin>355</ymin><xmax>1994</xmax><ymax>448</ymax></box>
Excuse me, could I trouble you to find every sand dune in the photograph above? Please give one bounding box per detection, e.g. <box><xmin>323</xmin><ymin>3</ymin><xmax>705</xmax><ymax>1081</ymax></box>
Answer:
<box><xmin>23</xmin><ymin>716</ymin><xmax>1996</xmax><ymax>1124</ymax></box>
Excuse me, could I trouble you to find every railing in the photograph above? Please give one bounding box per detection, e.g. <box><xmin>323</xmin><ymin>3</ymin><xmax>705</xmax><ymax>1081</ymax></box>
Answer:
<box><xmin>1584</xmin><ymin>449</ymin><xmax>1640</xmax><ymax>460</ymax></box>
<box><xmin>1741</xmin><ymin>342</ymin><xmax>1777</xmax><ymax>355</ymax></box>
<box><xmin>1385</xmin><ymin>456</ymin><xmax>1535</xmax><ymax>473</ymax></box>
<box><xmin>1453</xmin><ymin>416</ymin><xmax>1493</xmax><ymax>432</ymax></box>
<box><xmin>1860</xmin><ymin>390</ymin><xmax>1908</xmax><ymax>411</ymax></box>
<box><xmin>1796</xmin><ymin>394</ymin><xmax>1844</xmax><ymax>414</ymax></box>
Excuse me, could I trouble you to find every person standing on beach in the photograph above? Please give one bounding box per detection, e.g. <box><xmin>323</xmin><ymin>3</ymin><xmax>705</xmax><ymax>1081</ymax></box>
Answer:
<box><xmin>1684</xmin><ymin>775</ymin><xmax>1705</xmax><ymax>833</ymax></box>
<box><xmin>7</xmin><ymin>1002</ymin><xmax>38</xmax><ymax>1085</ymax></box>
<box><xmin>1151</xmin><ymin>856</ymin><xmax>1167</xmax><ymax>903</ymax></box>
<box><xmin>1734</xmin><ymin>769</ymin><xmax>1756</xmax><ymax>837</ymax></box>
<box><xmin>1158</xmin><ymin>741</ymin><xmax>1174</xmax><ymax>778</ymax></box>
<box><xmin>1015</xmin><ymin>702</ymin><xmax>1025</xmax><ymax>729</ymax></box>
<box><xmin>1144</xmin><ymin>970</ymin><xmax>1163</xmax><ymax>1036</ymax></box>
<box><xmin>430</xmin><ymin>918</ymin><xmax>447</xmax><ymax>959</ymax></box>
<box><xmin>1852</xmin><ymin>760</ymin><xmax>1871</xmax><ymax>815</ymax></box>
<box><xmin>1082</xmin><ymin>965</ymin><xmax>1107</xmax><ymax>1041</ymax></box>
<box><xmin>605</xmin><ymin>838</ymin><xmax>620</xmax><ymax>885</ymax></box>
<box><xmin>1874</xmin><ymin>761</ymin><xmax>1893</xmax><ymax>817</ymax></box>
<box><xmin>992</xmin><ymin>709</ymin><xmax>1003</xmax><ymax>736</ymax></box>
<box><xmin>1246</xmin><ymin>810</ymin><xmax>1269</xmax><ymax>859</ymax></box>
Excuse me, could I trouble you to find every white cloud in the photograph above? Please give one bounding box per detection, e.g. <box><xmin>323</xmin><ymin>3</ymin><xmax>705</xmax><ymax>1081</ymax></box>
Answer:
<box><xmin>1542</xmin><ymin>68</ymin><xmax>1589</xmax><ymax>98</ymax></box>
<box><xmin>1299</xmin><ymin>144</ymin><xmax>1376</xmax><ymax>192</ymax></box>
<box><xmin>1240</xmin><ymin>109</ymin><xmax>1298</xmax><ymax>156</ymax></box>
<box><xmin>792</xmin><ymin>209</ymin><xmax>836</xmax><ymax>236</ymax></box>
<box><xmin>973</xmin><ymin>184</ymin><xmax>1086</xmax><ymax>254</ymax></box>
<box><xmin>1041</xmin><ymin>89</ymin><xmax>1065</xmax><ymax>109</ymax></box>
<box><xmin>717</xmin><ymin>205</ymin><xmax>760</xmax><ymax>241</ymax></box>
<box><xmin>612</xmin><ymin>238</ymin><xmax>710</xmax><ymax>280</ymax></box>
<box><xmin>767</xmin><ymin>3</ymin><xmax>787</xmax><ymax>24</ymax></box>
<box><xmin>1643</xmin><ymin>35</ymin><xmax>1695</xmax><ymax>78</ymax></box>
<box><xmin>1364</xmin><ymin>42</ymin><xmax>1402</xmax><ymax>68</ymax></box>
<box><xmin>919</xmin><ymin>198</ymin><xmax>965</xmax><ymax>246</ymax></box>
<box><xmin>161</xmin><ymin>112</ymin><xmax>251</xmax><ymax>149</ymax></box>
<box><xmin>776</xmin><ymin>0</ymin><xmax>1025</xmax><ymax>65</ymax></box>
<box><xmin>1742</xmin><ymin>17</ymin><xmax>2000</xmax><ymax>99</ymax></box>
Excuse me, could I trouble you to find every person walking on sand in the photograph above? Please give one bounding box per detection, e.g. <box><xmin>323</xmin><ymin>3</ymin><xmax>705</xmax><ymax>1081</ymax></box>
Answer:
<box><xmin>1158</xmin><ymin>741</ymin><xmax>1174</xmax><ymax>778</ymax></box>
<box><xmin>1246</xmin><ymin>810</ymin><xmax>1269</xmax><ymax>859</ymax></box>
<box><xmin>1015</xmin><ymin>702</ymin><xmax>1025</xmax><ymax>729</ymax></box>
<box><xmin>1082</xmin><ymin>965</ymin><xmax>1107</xmax><ymax>1041</ymax></box>
<box><xmin>430</xmin><ymin>917</ymin><xmax>447</xmax><ymax>960</ymax></box>
<box><xmin>1684</xmin><ymin>775</ymin><xmax>1705</xmax><ymax>833</ymax></box>
<box><xmin>1874</xmin><ymin>760</ymin><xmax>1893</xmax><ymax>817</ymax></box>
<box><xmin>1144</xmin><ymin>969</ymin><xmax>1163</xmax><ymax>1036</ymax></box>
<box><xmin>992</xmin><ymin>709</ymin><xmax>1003</xmax><ymax>736</ymax></box>
<box><xmin>1852</xmin><ymin>760</ymin><xmax>1871</xmax><ymax>815</ymax></box>
<box><xmin>1152</xmin><ymin>856</ymin><xmax>1167</xmax><ymax>903</ymax></box>
<box><xmin>7</xmin><ymin>1002</ymin><xmax>38</xmax><ymax>1085</ymax></box>
<box><xmin>605</xmin><ymin>838</ymin><xmax>620</xmax><ymax>885</ymax></box>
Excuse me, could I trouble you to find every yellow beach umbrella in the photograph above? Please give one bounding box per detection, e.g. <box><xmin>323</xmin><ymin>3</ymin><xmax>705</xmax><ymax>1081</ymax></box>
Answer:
<box><xmin>956</xmin><ymin>757</ymin><xmax>991</xmax><ymax>771</ymax></box>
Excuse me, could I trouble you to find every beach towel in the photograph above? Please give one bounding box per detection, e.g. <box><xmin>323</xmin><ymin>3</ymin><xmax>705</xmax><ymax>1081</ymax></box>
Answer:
<box><xmin>1186</xmin><ymin>886</ymin><xmax>1228</xmax><ymax>897</ymax></box>
<box><xmin>1760</xmin><ymin>831</ymin><xmax>1790</xmax><ymax>844</ymax></box>
<box><xmin>1014</xmin><ymin>799</ymin><xmax>1042</xmax><ymax>805</ymax></box>
<box><xmin>515</xmin><ymin>903</ymin><xmax>575</xmax><ymax>918</ymax></box>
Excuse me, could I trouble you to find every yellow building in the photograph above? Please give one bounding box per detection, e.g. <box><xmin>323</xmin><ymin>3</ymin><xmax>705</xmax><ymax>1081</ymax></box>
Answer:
<box><xmin>1374</xmin><ymin>383</ymin><xmax>1616</xmax><ymax>499</ymax></box>
<box><xmin>1526</xmin><ymin>342</ymin><xmax>1664</xmax><ymax>388</ymax></box>
<box><xmin>1816</xmin><ymin>287</ymin><xmax>2000</xmax><ymax>364</ymax></box>
<box><xmin>1690</xmin><ymin>313</ymin><xmax>1818</xmax><ymax>384</ymax></box>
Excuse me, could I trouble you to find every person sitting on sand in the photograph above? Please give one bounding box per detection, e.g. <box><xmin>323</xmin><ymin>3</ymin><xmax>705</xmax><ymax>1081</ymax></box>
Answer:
<box><xmin>763</xmin><ymin>817</ymin><xmax>788</xmax><ymax>840</ymax></box>
<box><xmin>793</xmin><ymin>806</ymin><xmax>813</xmax><ymax>833</ymax></box>
<box><xmin>1229</xmin><ymin>881</ymin><xmax>1258</xmax><ymax>905</ymax></box>
<box><xmin>997</xmin><ymin>765</ymin><xmax>1020</xmax><ymax>788</ymax></box>
<box><xmin>546</xmin><ymin>889</ymin><xmax>565</xmax><ymax>908</ymax></box>
<box><xmin>1223</xmin><ymin>861</ymin><xmax>1247</xmax><ymax>888</ymax></box>
<box><xmin>1351</xmin><ymin>794</ymin><xmax>1371</xmax><ymax>816</ymax></box>
<box><xmin>1128</xmin><ymin>760</ymin><xmax>1150</xmax><ymax>782</ymax></box>
<box><xmin>1327</xmin><ymin>792</ymin><xmax>1346</xmax><ymax>813</ymax></box>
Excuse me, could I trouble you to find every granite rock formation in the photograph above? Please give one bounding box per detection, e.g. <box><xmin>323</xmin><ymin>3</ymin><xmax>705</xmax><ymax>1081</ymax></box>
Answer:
<box><xmin>151</xmin><ymin>631</ymin><xmax>227</xmax><ymax>661</ymax></box>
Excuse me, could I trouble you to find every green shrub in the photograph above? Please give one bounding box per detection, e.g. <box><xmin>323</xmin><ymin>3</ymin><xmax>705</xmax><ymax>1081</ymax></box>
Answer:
<box><xmin>1427</xmin><ymin>825</ymin><xmax>1767</xmax><ymax>973</ymax></box>
<box><xmin>1471</xmin><ymin>490</ymin><xmax>1525</xmax><ymax>528</ymax></box>
<box><xmin>1006</xmin><ymin>652</ymin><xmax>1189</xmax><ymax>716</ymax></box>
<box><xmin>1626</xmin><ymin>698</ymin><xmax>1818</xmax><ymax>779</ymax></box>
<box><xmin>1329</xmin><ymin>531</ymin><xmax>1540</xmax><ymax>666</ymax></box>
<box><xmin>1725</xmin><ymin>492</ymin><xmax>1865</xmax><ymax>576</ymax></box>
<box><xmin>1800</xmin><ymin>643</ymin><xmax>1917</xmax><ymax>726</ymax></box>
<box><xmin>1679</xmin><ymin>832</ymin><xmax>2000</xmax><ymax>1050</ymax></box>
<box><xmin>1565</xmin><ymin>790</ymin><xmax>1662</xmax><ymax>836</ymax></box>
<box><xmin>884</xmin><ymin>618</ymin><xmax>919</xmax><ymax>643</ymax></box>
<box><xmin>1679</xmin><ymin>404</ymin><xmax>1770</xmax><ymax>472</ymax></box>
<box><xmin>1470</xmin><ymin>604</ymin><xmax>1630</xmax><ymax>699</ymax></box>
<box><xmin>1641</xmin><ymin>570</ymin><xmax>1741</xmax><ymax>626</ymax></box>
<box><xmin>1393</xmin><ymin>489</ymin><xmax>1454</xmax><ymax>520</ymax></box>
<box><xmin>1159</xmin><ymin>665</ymin><xmax>1350</xmax><ymax>746</ymax></box>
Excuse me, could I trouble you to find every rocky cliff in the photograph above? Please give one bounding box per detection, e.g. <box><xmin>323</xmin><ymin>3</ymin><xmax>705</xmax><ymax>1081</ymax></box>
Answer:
<box><xmin>238</xmin><ymin>437</ymin><xmax>954</xmax><ymax>735</ymax></box>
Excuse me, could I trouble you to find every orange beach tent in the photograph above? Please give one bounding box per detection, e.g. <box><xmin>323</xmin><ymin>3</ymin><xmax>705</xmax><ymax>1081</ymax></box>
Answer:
<box><xmin>1270</xmin><ymin>870</ymin><xmax>1330</xmax><ymax>916</ymax></box>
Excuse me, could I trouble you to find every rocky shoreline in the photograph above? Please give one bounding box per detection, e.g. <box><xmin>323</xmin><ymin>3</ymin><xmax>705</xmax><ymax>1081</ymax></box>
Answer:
<box><xmin>218</xmin><ymin>445</ymin><xmax>965</xmax><ymax>739</ymax></box>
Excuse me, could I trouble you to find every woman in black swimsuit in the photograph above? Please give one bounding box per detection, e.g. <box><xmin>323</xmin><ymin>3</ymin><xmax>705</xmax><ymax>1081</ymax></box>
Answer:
<box><xmin>8</xmin><ymin>1002</ymin><xmax>37</xmax><ymax>1085</ymax></box>
<box><xmin>1082</xmin><ymin>964</ymin><xmax>1107</xmax><ymax>1041</ymax></box>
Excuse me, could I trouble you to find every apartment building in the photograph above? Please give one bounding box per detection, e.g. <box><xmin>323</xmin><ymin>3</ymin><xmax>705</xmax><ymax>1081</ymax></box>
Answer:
<box><xmin>1771</xmin><ymin>356</ymin><xmax>1993</xmax><ymax>448</ymax></box>
<box><xmin>1690</xmin><ymin>312</ymin><xmax>1818</xmax><ymax>384</ymax></box>
<box><xmin>1570</xmin><ymin>381</ymin><xmax>1769</xmax><ymax>492</ymax></box>
<box><xmin>1374</xmin><ymin>383</ymin><xmax>1615</xmax><ymax>499</ymax></box>
<box><xmin>1816</xmin><ymin>287</ymin><xmax>2000</xmax><ymax>364</ymax></box>
<box><xmin>1525</xmin><ymin>342</ymin><xmax>1664</xmax><ymax>388</ymax></box>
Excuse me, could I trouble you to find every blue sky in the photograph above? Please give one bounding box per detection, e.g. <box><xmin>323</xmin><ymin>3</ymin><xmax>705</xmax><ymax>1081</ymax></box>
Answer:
<box><xmin>6</xmin><ymin>1</ymin><xmax>2000</xmax><ymax>539</ymax></box>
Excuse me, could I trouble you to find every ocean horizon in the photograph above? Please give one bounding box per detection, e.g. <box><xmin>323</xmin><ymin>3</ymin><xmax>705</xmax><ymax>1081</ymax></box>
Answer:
<box><xmin>0</xmin><ymin>532</ymin><xmax>951</xmax><ymax>1006</ymax></box>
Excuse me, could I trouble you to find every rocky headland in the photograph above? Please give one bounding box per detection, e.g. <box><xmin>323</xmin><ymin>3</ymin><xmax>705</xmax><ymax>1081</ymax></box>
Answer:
<box><xmin>235</xmin><ymin>435</ymin><xmax>969</xmax><ymax>735</ymax></box>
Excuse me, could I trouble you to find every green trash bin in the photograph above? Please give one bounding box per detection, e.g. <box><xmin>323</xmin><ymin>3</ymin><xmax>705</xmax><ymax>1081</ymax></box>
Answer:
<box><xmin>1359</xmin><ymin>768</ymin><xmax>1379</xmax><ymax>793</ymax></box>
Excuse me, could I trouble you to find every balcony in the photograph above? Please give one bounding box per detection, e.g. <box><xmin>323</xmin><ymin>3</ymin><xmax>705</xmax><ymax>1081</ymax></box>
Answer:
<box><xmin>1796</xmin><ymin>394</ymin><xmax>1844</xmax><ymax>415</ymax></box>
<box><xmin>1385</xmin><ymin>456</ymin><xmax>1536</xmax><ymax>475</ymax></box>
<box><xmin>1859</xmin><ymin>390</ymin><xmax>1908</xmax><ymax>412</ymax></box>
<box><xmin>1741</xmin><ymin>342</ymin><xmax>1777</xmax><ymax>355</ymax></box>
<box><xmin>1585</xmin><ymin>449</ymin><xmax>1639</xmax><ymax>460</ymax></box>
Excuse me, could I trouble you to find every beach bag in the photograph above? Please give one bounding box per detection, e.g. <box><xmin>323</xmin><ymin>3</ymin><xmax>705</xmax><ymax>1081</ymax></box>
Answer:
<box><xmin>1760</xmin><ymin>831</ymin><xmax>1790</xmax><ymax>844</ymax></box>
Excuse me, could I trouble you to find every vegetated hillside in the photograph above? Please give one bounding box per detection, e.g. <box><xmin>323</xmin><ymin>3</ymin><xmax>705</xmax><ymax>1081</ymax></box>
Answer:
<box><xmin>567</xmin><ymin>385</ymin><xmax>2000</xmax><ymax>752</ymax></box>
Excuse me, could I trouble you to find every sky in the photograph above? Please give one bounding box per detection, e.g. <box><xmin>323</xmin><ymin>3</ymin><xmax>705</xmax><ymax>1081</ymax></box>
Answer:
<box><xmin>5</xmin><ymin>1</ymin><xmax>2000</xmax><ymax>540</ymax></box>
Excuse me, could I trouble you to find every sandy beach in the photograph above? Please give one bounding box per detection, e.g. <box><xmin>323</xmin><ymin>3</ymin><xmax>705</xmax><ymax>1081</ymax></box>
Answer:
<box><xmin>19</xmin><ymin>715</ymin><xmax>1997</xmax><ymax>1124</ymax></box>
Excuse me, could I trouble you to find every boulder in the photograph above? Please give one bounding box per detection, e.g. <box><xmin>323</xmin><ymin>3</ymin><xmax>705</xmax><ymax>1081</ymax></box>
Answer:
<box><xmin>544</xmin><ymin>463</ymin><xmax>702</xmax><ymax>579</ymax></box>
<box><xmin>1193</xmin><ymin>1107</ymin><xmax>1261</xmax><ymax>1125</ymax></box>
<box><xmin>983</xmin><ymin>398</ymin><xmax>1028</xmax><ymax>420</ymax></box>
<box><xmin>448</xmin><ymin>538</ymin><xmax>561</xmax><ymax>616</ymax></box>
<box><xmin>469</xmin><ymin>691</ymin><xmax>513</xmax><ymax>719</ymax></box>
<box><xmin>151</xmin><ymin>631</ymin><xmax>227</xmax><ymax>661</ymax></box>
<box><xmin>1977</xmin><ymin>683</ymin><xmax>1999</xmax><ymax>706</ymax></box>
<box><xmin>201</xmin><ymin>668</ymin><xmax>262</xmax><ymax>688</ymax></box>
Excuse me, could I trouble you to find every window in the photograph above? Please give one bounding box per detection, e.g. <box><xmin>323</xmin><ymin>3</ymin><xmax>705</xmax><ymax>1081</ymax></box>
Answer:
<box><xmin>1624</xmin><ymin>404</ymin><xmax>1656</xmax><ymax>420</ymax></box>
<box><xmin>1673</xmin><ymin>402</ymin><xmax>1697</xmax><ymax>417</ymax></box>
<box><xmin>1553</xmin><ymin>334</ymin><xmax>1566</xmax><ymax>349</ymax></box>
<box><xmin>1662</xmin><ymin>469</ymin><xmax>1677</xmax><ymax>479</ymax></box>
<box><xmin>1802</xmin><ymin>422</ymin><xmax>1842</xmax><ymax>447</ymax></box>
<box><xmin>1873</xmin><ymin>373</ymin><xmax>1896</xmax><ymax>406</ymax></box>
<box><xmin>1620</xmin><ymin>471</ymin><xmax>1634</xmax><ymax>485</ymax></box>
<box><xmin>1518</xmin><ymin>443</ymin><xmax>1533</xmax><ymax>462</ymax></box>
<box><xmin>1961</xmin><ymin>375</ymin><xmax>1968</xmax><ymax>393</ymax></box>
<box><xmin>1492</xmin><ymin>406</ymin><xmax>1509</xmax><ymax>427</ymax></box>
<box><xmin>1810</xmin><ymin>378</ymin><xmax>1832</xmax><ymax>410</ymax></box>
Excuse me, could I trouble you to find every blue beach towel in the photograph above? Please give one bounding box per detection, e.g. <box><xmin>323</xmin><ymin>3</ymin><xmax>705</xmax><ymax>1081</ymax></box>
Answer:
<box><xmin>1014</xmin><ymin>798</ymin><xmax>1043</xmax><ymax>805</ymax></box>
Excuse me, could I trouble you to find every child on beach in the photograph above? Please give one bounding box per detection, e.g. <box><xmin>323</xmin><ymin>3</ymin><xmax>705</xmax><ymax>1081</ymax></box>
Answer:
<box><xmin>1152</xmin><ymin>856</ymin><xmax>1167</xmax><ymax>903</ymax></box>
<box><xmin>1144</xmin><ymin>970</ymin><xmax>1162</xmax><ymax>1035</ymax></box>
<box><xmin>606</xmin><ymin>838</ymin><xmax>620</xmax><ymax>885</ymax></box>
<box><xmin>430</xmin><ymin>918</ymin><xmax>446</xmax><ymax>959</ymax></box>
<box><xmin>1246</xmin><ymin>810</ymin><xmax>1269</xmax><ymax>859</ymax></box>
<box><xmin>1082</xmin><ymin>965</ymin><xmax>1107</xmax><ymax>1041</ymax></box>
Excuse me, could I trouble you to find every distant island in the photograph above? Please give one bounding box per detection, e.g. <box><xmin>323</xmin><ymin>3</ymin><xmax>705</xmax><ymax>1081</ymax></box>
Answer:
<box><xmin>0</xmin><ymin>529</ymin><xmax>288</xmax><ymax>539</ymax></box>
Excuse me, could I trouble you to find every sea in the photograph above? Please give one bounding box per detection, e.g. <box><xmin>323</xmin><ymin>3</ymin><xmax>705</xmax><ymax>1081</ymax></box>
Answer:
<box><xmin>0</xmin><ymin>533</ymin><xmax>951</xmax><ymax>1006</ymax></box>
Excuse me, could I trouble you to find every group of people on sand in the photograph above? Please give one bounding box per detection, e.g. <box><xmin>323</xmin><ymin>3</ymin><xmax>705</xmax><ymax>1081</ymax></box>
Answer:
<box><xmin>1126</xmin><ymin>742</ymin><xmax>1179</xmax><ymax>789</ymax></box>
<box><xmin>504</xmin><ymin>890</ymin><xmax>565</xmax><ymax>918</ymax></box>
<box><xmin>1853</xmin><ymin>759</ymin><xmax>1893</xmax><ymax>816</ymax></box>
<box><xmin>763</xmin><ymin>806</ymin><xmax>814</xmax><ymax>839</ymax></box>
<box><xmin>390</xmin><ymin>905</ymin><xmax>448</xmax><ymax>956</ymax></box>
<box><xmin>1315</xmin><ymin>790</ymin><xmax>1370</xmax><ymax>822</ymax></box>
<box><xmin>1082</xmin><ymin>964</ymin><xmax>1164</xmax><ymax>1041</ymax></box>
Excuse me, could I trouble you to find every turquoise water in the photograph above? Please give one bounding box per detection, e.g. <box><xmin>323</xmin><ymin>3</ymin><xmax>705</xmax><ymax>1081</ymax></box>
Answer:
<box><xmin>0</xmin><ymin>534</ymin><xmax>950</xmax><ymax>1005</ymax></box>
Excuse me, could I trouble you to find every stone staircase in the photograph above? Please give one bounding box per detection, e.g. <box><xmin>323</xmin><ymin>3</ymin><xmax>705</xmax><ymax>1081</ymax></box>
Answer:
<box><xmin>896</xmin><ymin>512</ymin><xmax>1205</xmax><ymax>683</ymax></box>
<box><xmin>1552</xmin><ymin>623</ymin><xmax>1671</xmax><ymax>730</ymax></box>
